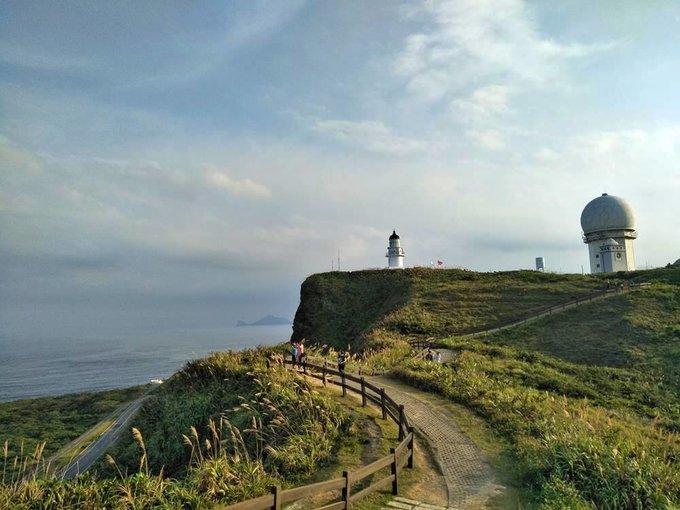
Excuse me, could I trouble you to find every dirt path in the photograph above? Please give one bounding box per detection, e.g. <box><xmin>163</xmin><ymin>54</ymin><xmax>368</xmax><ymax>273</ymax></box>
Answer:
<box><xmin>368</xmin><ymin>367</ymin><xmax>504</xmax><ymax>509</ymax></box>
<box><xmin>460</xmin><ymin>286</ymin><xmax>640</xmax><ymax>339</ymax></box>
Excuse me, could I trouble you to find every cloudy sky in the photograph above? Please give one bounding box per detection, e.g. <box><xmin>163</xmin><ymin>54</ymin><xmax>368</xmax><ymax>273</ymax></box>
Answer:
<box><xmin>1</xmin><ymin>1</ymin><xmax>679</xmax><ymax>336</ymax></box>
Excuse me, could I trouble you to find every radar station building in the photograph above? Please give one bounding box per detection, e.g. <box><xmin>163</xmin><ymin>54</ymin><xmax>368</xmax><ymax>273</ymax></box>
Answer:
<box><xmin>580</xmin><ymin>193</ymin><xmax>637</xmax><ymax>274</ymax></box>
<box><xmin>386</xmin><ymin>230</ymin><xmax>405</xmax><ymax>269</ymax></box>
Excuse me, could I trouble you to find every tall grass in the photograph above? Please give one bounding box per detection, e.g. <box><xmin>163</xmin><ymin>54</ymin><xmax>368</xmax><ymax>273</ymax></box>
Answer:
<box><xmin>393</xmin><ymin>342</ymin><xmax>680</xmax><ymax>508</ymax></box>
<box><xmin>0</xmin><ymin>349</ymin><xmax>353</xmax><ymax>509</ymax></box>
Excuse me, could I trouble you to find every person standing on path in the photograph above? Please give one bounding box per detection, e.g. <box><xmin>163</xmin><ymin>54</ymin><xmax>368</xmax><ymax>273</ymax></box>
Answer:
<box><xmin>298</xmin><ymin>340</ymin><xmax>306</xmax><ymax>372</ymax></box>
<box><xmin>291</xmin><ymin>342</ymin><xmax>298</xmax><ymax>366</ymax></box>
<box><xmin>297</xmin><ymin>339</ymin><xmax>305</xmax><ymax>363</ymax></box>
<box><xmin>337</xmin><ymin>351</ymin><xmax>347</xmax><ymax>373</ymax></box>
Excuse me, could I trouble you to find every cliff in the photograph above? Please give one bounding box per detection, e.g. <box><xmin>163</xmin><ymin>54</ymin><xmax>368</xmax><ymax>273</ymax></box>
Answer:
<box><xmin>291</xmin><ymin>270</ymin><xmax>411</xmax><ymax>351</ymax></box>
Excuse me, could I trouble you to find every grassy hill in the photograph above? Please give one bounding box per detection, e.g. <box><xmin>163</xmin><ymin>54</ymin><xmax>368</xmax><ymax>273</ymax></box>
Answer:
<box><xmin>293</xmin><ymin>268</ymin><xmax>612</xmax><ymax>351</ymax></box>
<box><xmin>483</xmin><ymin>278</ymin><xmax>680</xmax><ymax>389</ymax></box>
<box><xmin>293</xmin><ymin>266</ymin><xmax>680</xmax><ymax>508</ymax></box>
<box><xmin>1</xmin><ymin>349</ymin><xmax>353</xmax><ymax>509</ymax></box>
<box><xmin>4</xmin><ymin>267</ymin><xmax>677</xmax><ymax>509</ymax></box>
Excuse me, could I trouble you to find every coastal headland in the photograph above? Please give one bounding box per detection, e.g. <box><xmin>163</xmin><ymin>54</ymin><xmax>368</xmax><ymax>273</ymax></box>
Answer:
<box><xmin>2</xmin><ymin>266</ymin><xmax>679</xmax><ymax>509</ymax></box>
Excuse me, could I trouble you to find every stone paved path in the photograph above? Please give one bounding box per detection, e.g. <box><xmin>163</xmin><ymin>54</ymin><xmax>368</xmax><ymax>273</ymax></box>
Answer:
<box><xmin>369</xmin><ymin>364</ymin><xmax>504</xmax><ymax>509</ymax></box>
<box><xmin>383</xmin><ymin>496</ymin><xmax>455</xmax><ymax>510</ymax></box>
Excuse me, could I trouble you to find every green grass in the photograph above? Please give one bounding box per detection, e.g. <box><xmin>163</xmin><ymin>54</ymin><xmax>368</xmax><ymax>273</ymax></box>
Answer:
<box><xmin>295</xmin><ymin>384</ymin><xmax>406</xmax><ymax>510</ymax></box>
<box><xmin>292</xmin><ymin>268</ymin><xmax>609</xmax><ymax>352</ymax></box>
<box><xmin>381</xmin><ymin>269</ymin><xmax>605</xmax><ymax>337</ymax></box>
<box><xmin>392</xmin><ymin>342</ymin><xmax>680</xmax><ymax>509</ymax></box>
<box><xmin>296</xmin><ymin>265</ymin><xmax>680</xmax><ymax>507</ymax></box>
<box><xmin>0</xmin><ymin>385</ymin><xmax>150</xmax><ymax>458</ymax></box>
<box><xmin>292</xmin><ymin>269</ymin><xmax>412</xmax><ymax>351</ymax></box>
<box><xmin>483</xmin><ymin>282</ymin><xmax>680</xmax><ymax>395</ymax></box>
<box><xmin>1</xmin><ymin>348</ymin><xmax>354</xmax><ymax>509</ymax></box>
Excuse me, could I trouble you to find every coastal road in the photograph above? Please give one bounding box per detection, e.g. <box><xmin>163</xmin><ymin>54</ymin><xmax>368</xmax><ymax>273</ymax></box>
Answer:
<box><xmin>54</xmin><ymin>394</ymin><xmax>150</xmax><ymax>479</ymax></box>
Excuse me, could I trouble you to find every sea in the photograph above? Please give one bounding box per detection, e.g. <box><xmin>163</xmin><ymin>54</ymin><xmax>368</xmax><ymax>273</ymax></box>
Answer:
<box><xmin>0</xmin><ymin>324</ymin><xmax>292</xmax><ymax>402</ymax></box>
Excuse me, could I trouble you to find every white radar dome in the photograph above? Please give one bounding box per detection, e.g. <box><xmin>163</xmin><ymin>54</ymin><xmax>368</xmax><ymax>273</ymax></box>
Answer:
<box><xmin>580</xmin><ymin>193</ymin><xmax>636</xmax><ymax>234</ymax></box>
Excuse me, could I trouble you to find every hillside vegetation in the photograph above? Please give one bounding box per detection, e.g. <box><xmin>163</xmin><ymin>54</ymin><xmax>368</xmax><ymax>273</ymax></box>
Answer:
<box><xmin>294</xmin><ymin>266</ymin><xmax>680</xmax><ymax>508</ymax></box>
<box><xmin>1</xmin><ymin>349</ymin><xmax>353</xmax><ymax>509</ymax></box>
<box><xmin>0</xmin><ymin>385</ymin><xmax>150</xmax><ymax>459</ymax></box>
<box><xmin>485</xmin><ymin>271</ymin><xmax>680</xmax><ymax>389</ymax></box>
<box><xmin>292</xmin><ymin>268</ymin><xmax>606</xmax><ymax>351</ymax></box>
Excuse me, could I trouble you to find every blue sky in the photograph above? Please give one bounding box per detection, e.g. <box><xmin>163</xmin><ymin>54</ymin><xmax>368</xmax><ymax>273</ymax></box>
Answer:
<box><xmin>1</xmin><ymin>1</ymin><xmax>679</xmax><ymax>336</ymax></box>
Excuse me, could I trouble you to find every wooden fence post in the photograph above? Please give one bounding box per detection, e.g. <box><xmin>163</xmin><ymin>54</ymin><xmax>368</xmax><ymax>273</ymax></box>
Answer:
<box><xmin>322</xmin><ymin>362</ymin><xmax>327</xmax><ymax>387</ymax></box>
<box><xmin>341</xmin><ymin>372</ymin><xmax>346</xmax><ymax>397</ymax></box>
<box><xmin>360</xmin><ymin>377</ymin><xmax>366</xmax><ymax>407</ymax></box>
<box><xmin>390</xmin><ymin>447</ymin><xmax>398</xmax><ymax>495</ymax></box>
<box><xmin>380</xmin><ymin>388</ymin><xmax>387</xmax><ymax>420</ymax></box>
<box><xmin>271</xmin><ymin>485</ymin><xmax>281</xmax><ymax>510</ymax></box>
<box><xmin>342</xmin><ymin>470</ymin><xmax>351</xmax><ymax>510</ymax></box>
<box><xmin>398</xmin><ymin>405</ymin><xmax>405</xmax><ymax>441</ymax></box>
<box><xmin>407</xmin><ymin>426</ymin><xmax>414</xmax><ymax>468</ymax></box>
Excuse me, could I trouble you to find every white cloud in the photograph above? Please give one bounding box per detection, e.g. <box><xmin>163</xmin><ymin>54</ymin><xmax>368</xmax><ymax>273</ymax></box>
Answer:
<box><xmin>452</xmin><ymin>85</ymin><xmax>510</xmax><ymax>124</ymax></box>
<box><xmin>452</xmin><ymin>85</ymin><xmax>511</xmax><ymax>149</ymax></box>
<box><xmin>204</xmin><ymin>168</ymin><xmax>272</xmax><ymax>198</ymax></box>
<box><xmin>466</xmin><ymin>129</ymin><xmax>507</xmax><ymax>151</ymax></box>
<box><xmin>315</xmin><ymin>119</ymin><xmax>427</xmax><ymax>155</ymax></box>
<box><xmin>395</xmin><ymin>0</ymin><xmax>613</xmax><ymax>101</ymax></box>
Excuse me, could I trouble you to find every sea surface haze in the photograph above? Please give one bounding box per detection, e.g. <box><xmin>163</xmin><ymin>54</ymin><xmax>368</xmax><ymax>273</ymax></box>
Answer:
<box><xmin>0</xmin><ymin>324</ymin><xmax>291</xmax><ymax>402</ymax></box>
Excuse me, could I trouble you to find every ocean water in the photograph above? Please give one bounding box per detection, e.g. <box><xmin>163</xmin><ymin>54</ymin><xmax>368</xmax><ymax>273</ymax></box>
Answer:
<box><xmin>0</xmin><ymin>324</ymin><xmax>292</xmax><ymax>402</ymax></box>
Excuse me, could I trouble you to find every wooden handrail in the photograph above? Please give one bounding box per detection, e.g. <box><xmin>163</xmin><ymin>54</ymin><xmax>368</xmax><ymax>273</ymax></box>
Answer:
<box><xmin>217</xmin><ymin>360</ymin><xmax>415</xmax><ymax>510</ymax></box>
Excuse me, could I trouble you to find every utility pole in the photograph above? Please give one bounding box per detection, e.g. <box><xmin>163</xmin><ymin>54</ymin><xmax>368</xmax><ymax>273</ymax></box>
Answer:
<box><xmin>338</xmin><ymin>249</ymin><xmax>340</xmax><ymax>272</ymax></box>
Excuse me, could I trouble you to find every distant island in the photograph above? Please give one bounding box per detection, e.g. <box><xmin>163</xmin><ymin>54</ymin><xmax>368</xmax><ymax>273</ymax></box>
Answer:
<box><xmin>236</xmin><ymin>315</ymin><xmax>291</xmax><ymax>327</ymax></box>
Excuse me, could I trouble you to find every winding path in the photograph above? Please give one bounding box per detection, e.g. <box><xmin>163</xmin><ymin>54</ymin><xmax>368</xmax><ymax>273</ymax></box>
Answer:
<box><xmin>384</xmin><ymin>287</ymin><xmax>650</xmax><ymax>508</ymax></box>
<box><xmin>459</xmin><ymin>285</ymin><xmax>643</xmax><ymax>339</ymax></box>
<box><xmin>369</xmin><ymin>365</ymin><xmax>504</xmax><ymax>509</ymax></box>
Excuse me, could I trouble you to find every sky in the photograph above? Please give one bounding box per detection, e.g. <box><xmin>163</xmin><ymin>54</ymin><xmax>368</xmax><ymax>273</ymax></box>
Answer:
<box><xmin>1</xmin><ymin>1</ymin><xmax>679</xmax><ymax>337</ymax></box>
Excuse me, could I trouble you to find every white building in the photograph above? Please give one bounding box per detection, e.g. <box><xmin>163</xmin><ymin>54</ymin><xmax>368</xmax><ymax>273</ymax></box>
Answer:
<box><xmin>580</xmin><ymin>193</ymin><xmax>637</xmax><ymax>273</ymax></box>
<box><xmin>535</xmin><ymin>257</ymin><xmax>545</xmax><ymax>272</ymax></box>
<box><xmin>386</xmin><ymin>230</ymin><xmax>405</xmax><ymax>269</ymax></box>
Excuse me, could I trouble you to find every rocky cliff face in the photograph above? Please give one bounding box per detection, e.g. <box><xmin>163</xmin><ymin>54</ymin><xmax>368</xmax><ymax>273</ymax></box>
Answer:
<box><xmin>290</xmin><ymin>270</ymin><xmax>411</xmax><ymax>351</ymax></box>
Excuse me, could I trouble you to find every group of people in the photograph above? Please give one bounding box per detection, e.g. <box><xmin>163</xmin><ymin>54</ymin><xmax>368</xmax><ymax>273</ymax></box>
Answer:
<box><xmin>289</xmin><ymin>340</ymin><xmax>350</xmax><ymax>374</ymax></box>
<box><xmin>290</xmin><ymin>340</ymin><xmax>307</xmax><ymax>367</ymax></box>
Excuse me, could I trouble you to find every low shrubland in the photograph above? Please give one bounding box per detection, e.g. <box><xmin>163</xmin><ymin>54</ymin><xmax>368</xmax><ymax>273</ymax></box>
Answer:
<box><xmin>1</xmin><ymin>348</ymin><xmax>353</xmax><ymax>509</ymax></box>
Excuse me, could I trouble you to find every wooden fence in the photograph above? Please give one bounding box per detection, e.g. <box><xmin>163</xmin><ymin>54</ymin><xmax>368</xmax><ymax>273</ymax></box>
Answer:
<box><xmin>217</xmin><ymin>361</ymin><xmax>414</xmax><ymax>510</ymax></box>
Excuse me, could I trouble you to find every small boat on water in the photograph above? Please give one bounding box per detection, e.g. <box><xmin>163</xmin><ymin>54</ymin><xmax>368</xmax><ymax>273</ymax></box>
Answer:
<box><xmin>150</xmin><ymin>379</ymin><xmax>164</xmax><ymax>384</ymax></box>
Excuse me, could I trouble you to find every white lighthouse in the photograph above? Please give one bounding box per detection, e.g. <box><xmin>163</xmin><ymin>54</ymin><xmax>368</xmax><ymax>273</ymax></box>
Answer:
<box><xmin>580</xmin><ymin>193</ymin><xmax>637</xmax><ymax>274</ymax></box>
<box><xmin>386</xmin><ymin>230</ymin><xmax>405</xmax><ymax>269</ymax></box>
